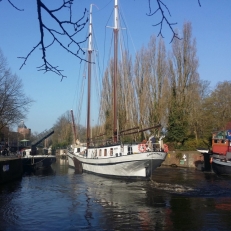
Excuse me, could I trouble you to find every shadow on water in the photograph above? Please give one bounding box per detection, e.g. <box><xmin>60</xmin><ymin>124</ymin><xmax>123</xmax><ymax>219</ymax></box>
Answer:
<box><xmin>150</xmin><ymin>166</ymin><xmax>231</xmax><ymax>198</ymax></box>
<box><xmin>1</xmin><ymin>161</ymin><xmax>231</xmax><ymax>230</ymax></box>
<box><xmin>23</xmin><ymin>166</ymin><xmax>56</xmax><ymax>177</ymax></box>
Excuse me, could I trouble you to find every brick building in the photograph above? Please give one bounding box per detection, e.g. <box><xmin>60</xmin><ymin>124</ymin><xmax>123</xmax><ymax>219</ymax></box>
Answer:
<box><xmin>18</xmin><ymin>121</ymin><xmax>31</xmax><ymax>139</ymax></box>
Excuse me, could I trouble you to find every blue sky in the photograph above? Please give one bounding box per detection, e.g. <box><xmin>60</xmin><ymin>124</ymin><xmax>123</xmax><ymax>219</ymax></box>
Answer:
<box><xmin>0</xmin><ymin>0</ymin><xmax>230</xmax><ymax>134</ymax></box>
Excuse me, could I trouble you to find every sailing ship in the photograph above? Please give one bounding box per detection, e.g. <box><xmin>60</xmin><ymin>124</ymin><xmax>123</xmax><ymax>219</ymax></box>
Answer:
<box><xmin>67</xmin><ymin>0</ymin><xmax>167</xmax><ymax>179</ymax></box>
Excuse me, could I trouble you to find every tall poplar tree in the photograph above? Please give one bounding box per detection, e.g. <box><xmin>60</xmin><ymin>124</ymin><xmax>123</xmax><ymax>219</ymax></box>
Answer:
<box><xmin>167</xmin><ymin>22</ymin><xmax>199</xmax><ymax>144</ymax></box>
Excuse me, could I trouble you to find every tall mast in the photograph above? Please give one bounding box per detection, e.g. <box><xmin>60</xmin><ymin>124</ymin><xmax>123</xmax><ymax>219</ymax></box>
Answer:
<box><xmin>113</xmin><ymin>0</ymin><xmax>118</xmax><ymax>143</ymax></box>
<box><xmin>87</xmin><ymin>4</ymin><xmax>93</xmax><ymax>148</ymax></box>
<box><xmin>70</xmin><ymin>109</ymin><xmax>77</xmax><ymax>144</ymax></box>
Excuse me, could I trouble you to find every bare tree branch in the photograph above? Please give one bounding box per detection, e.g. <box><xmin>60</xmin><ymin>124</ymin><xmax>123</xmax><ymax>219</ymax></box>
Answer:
<box><xmin>147</xmin><ymin>0</ymin><xmax>201</xmax><ymax>43</ymax></box>
<box><xmin>0</xmin><ymin>49</ymin><xmax>34</xmax><ymax>130</ymax></box>
<box><xmin>4</xmin><ymin>0</ymin><xmax>89</xmax><ymax>80</ymax></box>
<box><xmin>6</xmin><ymin>0</ymin><xmax>24</xmax><ymax>11</ymax></box>
<box><xmin>20</xmin><ymin>0</ymin><xmax>89</xmax><ymax>80</ymax></box>
<box><xmin>147</xmin><ymin>0</ymin><xmax>179</xmax><ymax>43</ymax></box>
<box><xmin>2</xmin><ymin>0</ymin><xmax>202</xmax><ymax>78</ymax></box>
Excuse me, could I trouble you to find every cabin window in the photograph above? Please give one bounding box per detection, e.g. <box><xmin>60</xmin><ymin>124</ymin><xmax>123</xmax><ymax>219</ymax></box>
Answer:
<box><xmin>77</xmin><ymin>148</ymin><xmax>80</xmax><ymax>152</ymax></box>
<box><xmin>110</xmin><ymin>148</ymin><xmax>113</xmax><ymax>156</ymax></box>
<box><xmin>128</xmin><ymin>146</ymin><xmax>133</xmax><ymax>155</ymax></box>
<box><xmin>104</xmin><ymin>149</ymin><xmax>107</xmax><ymax>156</ymax></box>
<box><xmin>99</xmin><ymin>149</ymin><xmax>102</xmax><ymax>156</ymax></box>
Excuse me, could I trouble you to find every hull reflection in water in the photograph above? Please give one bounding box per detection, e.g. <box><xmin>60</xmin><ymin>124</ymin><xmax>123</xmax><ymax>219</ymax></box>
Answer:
<box><xmin>79</xmin><ymin>173</ymin><xmax>167</xmax><ymax>230</ymax></box>
<box><xmin>23</xmin><ymin>165</ymin><xmax>56</xmax><ymax>176</ymax></box>
<box><xmin>1</xmin><ymin>163</ymin><xmax>231</xmax><ymax>230</ymax></box>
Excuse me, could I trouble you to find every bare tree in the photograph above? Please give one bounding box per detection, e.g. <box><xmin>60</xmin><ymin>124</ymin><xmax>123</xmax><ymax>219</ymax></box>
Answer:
<box><xmin>134</xmin><ymin>36</ymin><xmax>168</xmax><ymax>139</ymax></box>
<box><xmin>51</xmin><ymin>111</ymin><xmax>73</xmax><ymax>147</ymax></box>
<box><xmin>146</xmin><ymin>36</ymin><xmax>168</xmax><ymax>128</ymax></box>
<box><xmin>118</xmin><ymin>51</ymin><xmax>138</xmax><ymax>132</ymax></box>
<box><xmin>1</xmin><ymin>0</ymin><xmax>89</xmax><ymax>80</ymax></box>
<box><xmin>188</xmin><ymin>79</ymin><xmax>210</xmax><ymax>140</ymax></box>
<box><xmin>0</xmin><ymin>49</ymin><xmax>34</xmax><ymax>131</ymax></box>
<box><xmin>201</xmin><ymin>81</ymin><xmax>231</xmax><ymax>133</ymax></box>
<box><xmin>147</xmin><ymin>0</ymin><xmax>201</xmax><ymax>42</ymax></box>
<box><xmin>134</xmin><ymin>46</ymin><xmax>152</xmax><ymax>136</ymax></box>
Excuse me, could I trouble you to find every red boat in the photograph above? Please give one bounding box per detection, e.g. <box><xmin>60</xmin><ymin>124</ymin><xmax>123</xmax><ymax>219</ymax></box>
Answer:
<box><xmin>211</xmin><ymin>130</ymin><xmax>231</xmax><ymax>175</ymax></box>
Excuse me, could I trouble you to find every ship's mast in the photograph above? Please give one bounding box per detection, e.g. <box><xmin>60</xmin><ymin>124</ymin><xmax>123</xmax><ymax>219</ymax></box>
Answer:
<box><xmin>113</xmin><ymin>0</ymin><xmax>118</xmax><ymax>143</ymax></box>
<box><xmin>70</xmin><ymin>109</ymin><xmax>77</xmax><ymax>144</ymax></box>
<box><xmin>87</xmin><ymin>4</ymin><xmax>93</xmax><ymax>148</ymax></box>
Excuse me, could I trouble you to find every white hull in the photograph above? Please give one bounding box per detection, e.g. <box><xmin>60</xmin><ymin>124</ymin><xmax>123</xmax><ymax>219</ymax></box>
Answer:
<box><xmin>81</xmin><ymin>153</ymin><xmax>165</xmax><ymax>178</ymax></box>
<box><xmin>68</xmin><ymin>144</ymin><xmax>167</xmax><ymax>179</ymax></box>
<box><xmin>67</xmin><ymin>145</ymin><xmax>85</xmax><ymax>171</ymax></box>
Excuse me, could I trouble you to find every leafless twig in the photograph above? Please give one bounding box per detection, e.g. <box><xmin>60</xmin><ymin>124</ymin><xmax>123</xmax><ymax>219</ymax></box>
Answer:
<box><xmin>147</xmin><ymin>0</ymin><xmax>201</xmax><ymax>43</ymax></box>
<box><xmin>6</xmin><ymin>0</ymin><xmax>24</xmax><ymax>11</ymax></box>
<box><xmin>12</xmin><ymin>0</ymin><xmax>89</xmax><ymax>80</ymax></box>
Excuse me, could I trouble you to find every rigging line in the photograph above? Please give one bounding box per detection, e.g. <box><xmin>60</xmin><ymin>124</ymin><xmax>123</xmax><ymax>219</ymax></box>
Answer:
<box><xmin>119</xmin><ymin>0</ymin><xmax>137</xmax><ymax>55</ymax></box>
<box><xmin>71</xmin><ymin>52</ymin><xmax>84</xmax><ymax>110</ymax></box>
<box><xmin>76</xmin><ymin>63</ymin><xmax>87</xmax><ymax>126</ymax></box>
<box><xmin>72</xmin><ymin>66</ymin><xmax>84</xmax><ymax>132</ymax></box>
<box><xmin>92</xmin><ymin>25</ymin><xmax>102</xmax><ymax>100</ymax></box>
<box><xmin>118</xmin><ymin>4</ymin><xmax>138</xmax><ymax>128</ymax></box>
<box><xmin>75</xmin><ymin>23</ymin><xmax>90</xmax><ymax>127</ymax></box>
<box><xmin>72</xmin><ymin>24</ymin><xmax>89</xmax><ymax>123</ymax></box>
<box><xmin>117</xmin><ymin>7</ymin><xmax>129</xmax><ymax>54</ymax></box>
<box><xmin>90</xmin><ymin>13</ymin><xmax>104</xmax><ymax>131</ymax></box>
<box><xmin>91</xmin><ymin>52</ymin><xmax>101</xmax><ymax>128</ymax></box>
<box><xmin>102</xmin><ymin>6</ymin><xmax>114</xmax><ymax>76</ymax></box>
<box><xmin>117</xmin><ymin>16</ymin><xmax>135</xmax><ymax>128</ymax></box>
<box><xmin>107</xmin><ymin>32</ymin><xmax>114</xmax><ymax>72</ymax></box>
<box><xmin>92</xmin><ymin>0</ymin><xmax>113</xmax><ymax>13</ymax></box>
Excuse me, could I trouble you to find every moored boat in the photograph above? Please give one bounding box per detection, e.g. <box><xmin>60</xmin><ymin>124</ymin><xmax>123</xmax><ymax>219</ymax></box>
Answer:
<box><xmin>70</xmin><ymin>141</ymin><xmax>167</xmax><ymax>179</ymax></box>
<box><xmin>67</xmin><ymin>0</ymin><xmax>167</xmax><ymax>180</ymax></box>
<box><xmin>211</xmin><ymin>129</ymin><xmax>231</xmax><ymax>175</ymax></box>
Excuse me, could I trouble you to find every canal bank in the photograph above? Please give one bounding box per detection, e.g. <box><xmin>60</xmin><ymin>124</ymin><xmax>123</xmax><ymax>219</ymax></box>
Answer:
<box><xmin>0</xmin><ymin>156</ymin><xmax>23</xmax><ymax>184</ymax></box>
<box><xmin>162</xmin><ymin>150</ymin><xmax>208</xmax><ymax>170</ymax></box>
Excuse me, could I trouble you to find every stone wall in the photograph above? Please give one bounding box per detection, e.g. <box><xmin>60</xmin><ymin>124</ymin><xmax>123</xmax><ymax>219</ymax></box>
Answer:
<box><xmin>162</xmin><ymin>151</ymin><xmax>204</xmax><ymax>169</ymax></box>
<box><xmin>0</xmin><ymin>158</ymin><xmax>23</xmax><ymax>184</ymax></box>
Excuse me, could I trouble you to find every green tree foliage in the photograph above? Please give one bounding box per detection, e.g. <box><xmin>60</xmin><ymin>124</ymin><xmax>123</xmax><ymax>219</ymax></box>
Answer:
<box><xmin>167</xmin><ymin>100</ymin><xmax>188</xmax><ymax>144</ymax></box>
<box><xmin>166</xmin><ymin>22</ymin><xmax>199</xmax><ymax>145</ymax></box>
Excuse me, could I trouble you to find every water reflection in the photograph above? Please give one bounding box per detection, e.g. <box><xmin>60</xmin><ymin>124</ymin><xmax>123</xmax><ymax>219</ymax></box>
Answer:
<box><xmin>1</xmin><ymin>162</ymin><xmax>231</xmax><ymax>230</ymax></box>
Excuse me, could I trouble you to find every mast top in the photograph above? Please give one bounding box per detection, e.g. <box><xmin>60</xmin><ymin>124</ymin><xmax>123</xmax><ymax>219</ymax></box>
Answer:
<box><xmin>114</xmin><ymin>0</ymin><xmax>119</xmax><ymax>30</ymax></box>
<box><xmin>88</xmin><ymin>4</ymin><xmax>93</xmax><ymax>52</ymax></box>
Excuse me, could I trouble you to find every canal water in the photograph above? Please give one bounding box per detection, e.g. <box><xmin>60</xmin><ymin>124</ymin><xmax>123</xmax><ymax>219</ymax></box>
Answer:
<box><xmin>1</xmin><ymin>159</ymin><xmax>231</xmax><ymax>231</ymax></box>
